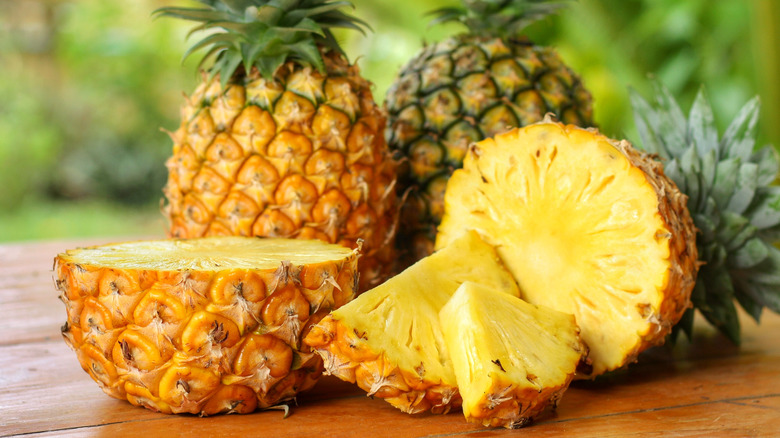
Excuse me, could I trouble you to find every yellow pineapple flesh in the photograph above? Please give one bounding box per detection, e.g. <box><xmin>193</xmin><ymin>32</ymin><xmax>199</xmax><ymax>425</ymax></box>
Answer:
<box><xmin>440</xmin><ymin>281</ymin><xmax>586</xmax><ymax>429</ymax></box>
<box><xmin>55</xmin><ymin>236</ymin><xmax>359</xmax><ymax>415</ymax></box>
<box><xmin>303</xmin><ymin>230</ymin><xmax>520</xmax><ymax>414</ymax></box>
<box><xmin>436</xmin><ymin>119</ymin><xmax>698</xmax><ymax>376</ymax></box>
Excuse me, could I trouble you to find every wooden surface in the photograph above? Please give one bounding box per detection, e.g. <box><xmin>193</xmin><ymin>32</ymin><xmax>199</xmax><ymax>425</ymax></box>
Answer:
<box><xmin>1</xmin><ymin>238</ymin><xmax>779</xmax><ymax>438</ymax></box>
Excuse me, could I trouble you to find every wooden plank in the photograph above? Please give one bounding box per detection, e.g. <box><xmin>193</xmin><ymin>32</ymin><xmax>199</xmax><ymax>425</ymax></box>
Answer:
<box><xmin>2</xmin><ymin>239</ymin><xmax>780</xmax><ymax>437</ymax></box>
<box><xmin>2</xmin><ymin>320</ymin><xmax>779</xmax><ymax>438</ymax></box>
<box><xmin>0</xmin><ymin>281</ymin><xmax>64</xmax><ymax>347</ymax></box>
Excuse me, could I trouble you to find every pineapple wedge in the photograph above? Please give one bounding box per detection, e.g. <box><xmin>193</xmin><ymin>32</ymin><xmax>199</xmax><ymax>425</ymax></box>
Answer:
<box><xmin>55</xmin><ymin>236</ymin><xmax>359</xmax><ymax>415</ymax></box>
<box><xmin>440</xmin><ymin>282</ymin><xmax>586</xmax><ymax>429</ymax></box>
<box><xmin>436</xmin><ymin>119</ymin><xmax>698</xmax><ymax>377</ymax></box>
<box><xmin>304</xmin><ymin>230</ymin><xmax>520</xmax><ymax>414</ymax></box>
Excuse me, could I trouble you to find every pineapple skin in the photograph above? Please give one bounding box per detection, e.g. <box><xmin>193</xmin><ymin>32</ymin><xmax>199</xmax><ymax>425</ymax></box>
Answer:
<box><xmin>385</xmin><ymin>36</ymin><xmax>594</xmax><ymax>266</ymax></box>
<box><xmin>436</xmin><ymin>120</ymin><xmax>699</xmax><ymax>376</ymax></box>
<box><xmin>304</xmin><ymin>231</ymin><xmax>521</xmax><ymax>415</ymax></box>
<box><xmin>55</xmin><ymin>237</ymin><xmax>359</xmax><ymax>415</ymax></box>
<box><xmin>163</xmin><ymin>51</ymin><xmax>397</xmax><ymax>291</ymax></box>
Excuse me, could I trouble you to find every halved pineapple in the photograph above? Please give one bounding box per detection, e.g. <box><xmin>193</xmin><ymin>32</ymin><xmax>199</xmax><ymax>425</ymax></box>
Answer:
<box><xmin>55</xmin><ymin>236</ymin><xmax>359</xmax><ymax>414</ymax></box>
<box><xmin>303</xmin><ymin>230</ymin><xmax>520</xmax><ymax>414</ymax></box>
<box><xmin>436</xmin><ymin>119</ymin><xmax>698</xmax><ymax>376</ymax></box>
<box><xmin>440</xmin><ymin>282</ymin><xmax>586</xmax><ymax>429</ymax></box>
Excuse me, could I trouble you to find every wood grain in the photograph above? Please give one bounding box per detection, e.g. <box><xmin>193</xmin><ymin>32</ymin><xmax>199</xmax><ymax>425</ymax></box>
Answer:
<box><xmin>1</xmin><ymin>239</ymin><xmax>779</xmax><ymax>437</ymax></box>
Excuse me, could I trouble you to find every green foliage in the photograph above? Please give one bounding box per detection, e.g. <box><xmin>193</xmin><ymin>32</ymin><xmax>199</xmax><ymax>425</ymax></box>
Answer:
<box><xmin>428</xmin><ymin>0</ymin><xmax>570</xmax><ymax>40</ymax></box>
<box><xmin>0</xmin><ymin>0</ymin><xmax>776</xmax><ymax>242</ymax></box>
<box><xmin>154</xmin><ymin>0</ymin><xmax>369</xmax><ymax>84</ymax></box>
<box><xmin>631</xmin><ymin>81</ymin><xmax>780</xmax><ymax>343</ymax></box>
<box><xmin>0</xmin><ymin>0</ymin><xmax>196</xmax><ymax>214</ymax></box>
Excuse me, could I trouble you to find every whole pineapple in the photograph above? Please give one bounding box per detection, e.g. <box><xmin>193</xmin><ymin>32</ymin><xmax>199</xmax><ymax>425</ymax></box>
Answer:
<box><xmin>158</xmin><ymin>0</ymin><xmax>397</xmax><ymax>291</ymax></box>
<box><xmin>386</xmin><ymin>0</ymin><xmax>594</xmax><ymax>265</ymax></box>
<box><xmin>631</xmin><ymin>82</ymin><xmax>780</xmax><ymax>343</ymax></box>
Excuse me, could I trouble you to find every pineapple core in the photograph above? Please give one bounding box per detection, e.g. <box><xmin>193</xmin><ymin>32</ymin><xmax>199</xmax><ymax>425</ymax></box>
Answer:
<box><xmin>304</xmin><ymin>230</ymin><xmax>520</xmax><ymax>414</ymax></box>
<box><xmin>437</xmin><ymin>121</ymin><xmax>696</xmax><ymax>376</ymax></box>
<box><xmin>440</xmin><ymin>282</ymin><xmax>586</xmax><ymax>429</ymax></box>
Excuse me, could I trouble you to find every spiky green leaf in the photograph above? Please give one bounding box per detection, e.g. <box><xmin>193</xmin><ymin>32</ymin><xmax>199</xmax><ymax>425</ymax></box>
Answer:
<box><xmin>745</xmin><ymin>186</ymin><xmax>780</xmax><ymax>230</ymax></box>
<box><xmin>631</xmin><ymin>79</ymin><xmax>780</xmax><ymax>344</ymax></box>
<box><xmin>727</xmin><ymin>163</ymin><xmax>758</xmax><ymax>214</ymax></box>
<box><xmin>155</xmin><ymin>0</ymin><xmax>368</xmax><ymax>80</ymax></box>
<box><xmin>721</xmin><ymin>97</ymin><xmax>760</xmax><ymax>161</ymax></box>
<box><xmin>689</xmin><ymin>86</ymin><xmax>718</xmax><ymax>157</ymax></box>
<box><xmin>729</xmin><ymin>237</ymin><xmax>769</xmax><ymax>270</ymax></box>
<box><xmin>428</xmin><ymin>0</ymin><xmax>572</xmax><ymax>39</ymax></box>
<box><xmin>752</xmin><ymin>146</ymin><xmax>779</xmax><ymax>187</ymax></box>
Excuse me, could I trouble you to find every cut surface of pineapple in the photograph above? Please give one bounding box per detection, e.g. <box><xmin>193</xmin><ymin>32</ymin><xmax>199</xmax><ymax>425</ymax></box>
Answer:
<box><xmin>440</xmin><ymin>282</ymin><xmax>586</xmax><ymax>428</ymax></box>
<box><xmin>436</xmin><ymin>120</ymin><xmax>697</xmax><ymax>376</ymax></box>
<box><xmin>304</xmin><ymin>230</ymin><xmax>520</xmax><ymax>414</ymax></box>
<box><xmin>55</xmin><ymin>236</ymin><xmax>359</xmax><ymax>415</ymax></box>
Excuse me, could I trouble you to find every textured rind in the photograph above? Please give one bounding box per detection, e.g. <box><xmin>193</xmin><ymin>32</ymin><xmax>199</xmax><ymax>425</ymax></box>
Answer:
<box><xmin>163</xmin><ymin>51</ymin><xmax>397</xmax><ymax>291</ymax></box>
<box><xmin>54</xmin><ymin>238</ymin><xmax>359</xmax><ymax>415</ymax></box>
<box><xmin>303</xmin><ymin>315</ymin><xmax>462</xmax><ymax>414</ymax></box>
<box><xmin>436</xmin><ymin>119</ymin><xmax>699</xmax><ymax>377</ymax></box>
<box><xmin>468</xmin><ymin>381</ymin><xmax>570</xmax><ymax>429</ymax></box>
<box><xmin>607</xmin><ymin>132</ymin><xmax>699</xmax><ymax>362</ymax></box>
<box><xmin>386</xmin><ymin>36</ymin><xmax>594</xmax><ymax>266</ymax></box>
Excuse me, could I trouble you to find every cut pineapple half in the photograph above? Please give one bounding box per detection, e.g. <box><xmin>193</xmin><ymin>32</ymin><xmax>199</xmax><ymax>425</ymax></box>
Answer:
<box><xmin>436</xmin><ymin>120</ymin><xmax>698</xmax><ymax>376</ymax></box>
<box><xmin>55</xmin><ymin>236</ymin><xmax>359</xmax><ymax>415</ymax></box>
<box><xmin>304</xmin><ymin>230</ymin><xmax>520</xmax><ymax>414</ymax></box>
<box><xmin>440</xmin><ymin>281</ymin><xmax>586</xmax><ymax>429</ymax></box>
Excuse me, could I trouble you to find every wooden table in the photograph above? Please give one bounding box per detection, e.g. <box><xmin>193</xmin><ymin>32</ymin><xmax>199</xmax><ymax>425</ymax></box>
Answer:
<box><xmin>1</xmin><ymin>238</ymin><xmax>779</xmax><ymax>437</ymax></box>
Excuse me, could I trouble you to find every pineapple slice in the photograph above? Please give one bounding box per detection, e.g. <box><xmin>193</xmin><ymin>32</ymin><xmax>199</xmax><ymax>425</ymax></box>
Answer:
<box><xmin>440</xmin><ymin>282</ymin><xmax>586</xmax><ymax>429</ymax></box>
<box><xmin>304</xmin><ymin>230</ymin><xmax>520</xmax><ymax>414</ymax></box>
<box><xmin>55</xmin><ymin>236</ymin><xmax>359</xmax><ymax>415</ymax></box>
<box><xmin>436</xmin><ymin>119</ymin><xmax>698</xmax><ymax>377</ymax></box>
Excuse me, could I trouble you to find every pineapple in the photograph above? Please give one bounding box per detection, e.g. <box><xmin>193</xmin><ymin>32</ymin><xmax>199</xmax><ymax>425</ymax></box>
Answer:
<box><xmin>303</xmin><ymin>230</ymin><xmax>520</xmax><ymax>414</ymax></box>
<box><xmin>440</xmin><ymin>282</ymin><xmax>586</xmax><ymax>429</ymax></box>
<box><xmin>386</xmin><ymin>0</ymin><xmax>594</xmax><ymax>265</ymax></box>
<box><xmin>436</xmin><ymin>118</ymin><xmax>699</xmax><ymax>377</ymax></box>
<box><xmin>55</xmin><ymin>236</ymin><xmax>359</xmax><ymax>415</ymax></box>
<box><xmin>631</xmin><ymin>82</ymin><xmax>780</xmax><ymax>343</ymax></box>
<box><xmin>157</xmin><ymin>0</ymin><xmax>397</xmax><ymax>291</ymax></box>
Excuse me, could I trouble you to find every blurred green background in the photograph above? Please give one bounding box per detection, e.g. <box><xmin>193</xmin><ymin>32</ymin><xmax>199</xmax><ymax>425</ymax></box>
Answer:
<box><xmin>1</xmin><ymin>0</ymin><xmax>778</xmax><ymax>242</ymax></box>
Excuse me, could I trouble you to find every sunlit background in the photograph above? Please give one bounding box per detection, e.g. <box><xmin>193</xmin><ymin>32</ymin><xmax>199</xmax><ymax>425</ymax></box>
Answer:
<box><xmin>1</xmin><ymin>0</ymin><xmax>778</xmax><ymax>242</ymax></box>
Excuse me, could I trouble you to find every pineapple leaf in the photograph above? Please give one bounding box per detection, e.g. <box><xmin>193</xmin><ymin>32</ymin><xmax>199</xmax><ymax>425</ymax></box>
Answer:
<box><xmin>752</xmin><ymin>146</ymin><xmax>780</xmax><ymax>187</ymax></box>
<box><xmin>217</xmin><ymin>51</ymin><xmax>244</xmax><ymax>88</ymax></box>
<box><xmin>735</xmin><ymin>287</ymin><xmax>765</xmax><ymax>322</ymax></box>
<box><xmin>689</xmin><ymin>86</ymin><xmax>718</xmax><ymax>158</ymax></box>
<box><xmin>156</xmin><ymin>0</ymin><xmax>367</xmax><ymax>80</ymax></box>
<box><xmin>182</xmin><ymin>32</ymin><xmax>236</xmax><ymax>64</ymax></box>
<box><xmin>721</xmin><ymin>97</ymin><xmax>760</xmax><ymax>161</ymax></box>
<box><xmin>651</xmin><ymin>81</ymin><xmax>689</xmax><ymax>159</ymax></box>
<box><xmin>700</xmin><ymin>268</ymin><xmax>741</xmax><ymax>344</ymax></box>
<box><xmin>729</xmin><ymin>237</ymin><xmax>769</xmax><ymax>270</ymax></box>
<box><xmin>428</xmin><ymin>0</ymin><xmax>572</xmax><ymax>39</ymax></box>
<box><xmin>631</xmin><ymin>79</ymin><xmax>780</xmax><ymax>344</ymax></box>
<box><xmin>710</xmin><ymin>156</ymin><xmax>739</xmax><ymax>208</ymax></box>
<box><xmin>745</xmin><ymin>186</ymin><xmax>780</xmax><ymax>230</ymax></box>
<box><xmin>672</xmin><ymin>307</ymin><xmax>696</xmax><ymax>341</ymax></box>
<box><xmin>629</xmin><ymin>88</ymin><xmax>668</xmax><ymax>158</ymax></box>
<box><xmin>726</xmin><ymin>163</ymin><xmax>758</xmax><ymax>214</ymax></box>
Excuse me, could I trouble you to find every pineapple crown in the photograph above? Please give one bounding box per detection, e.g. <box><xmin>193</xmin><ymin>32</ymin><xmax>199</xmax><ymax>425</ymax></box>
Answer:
<box><xmin>631</xmin><ymin>81</ymin><xmax>780</xmax><ymax>344</ymax></box>
<box><xmin>154</xmin><ymin>0</ymin><xmax>368</xmax><ymax>85</ymax></box>
<box><xmin>429</xmin><ymin>0</ymin><xmax>570</xmax><ymax>40</ymax></box>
